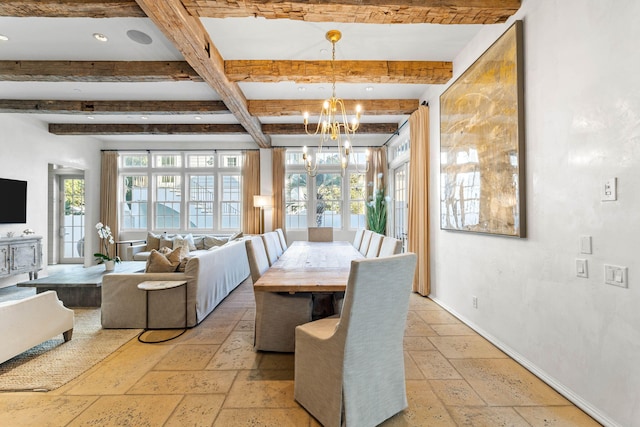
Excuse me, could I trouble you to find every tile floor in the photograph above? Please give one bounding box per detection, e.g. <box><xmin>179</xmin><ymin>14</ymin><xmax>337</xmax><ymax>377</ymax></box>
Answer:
<box><xmin>0</xmin><ymin>277</ymin><xmax>601</xmax><ymax>426</ymax></box>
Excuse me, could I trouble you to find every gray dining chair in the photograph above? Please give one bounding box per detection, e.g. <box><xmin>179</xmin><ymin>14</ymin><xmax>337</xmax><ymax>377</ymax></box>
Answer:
<box><xmin>275</xmin><ymin>228</ymin><xmax>288</xmax><ymax>251</ymax></box>
<box><xmin>358</xmin><ymin>229</ymin><xmax>373</xmax><ymax>256</ymax></box>
<box><xmin>295</xmin><ymin>253</ymin><xmax>418</xmax><ymax>427</ymax></box>
<box><xmin>245</xmin><ymin>236</ymin><xmax>313</xmax><ymax>352</ymax></box>
<box><xmin>308</xmin><ymin>227</ymin><xmax>333</xmax><ymax>242</ymax></box>
<box><xmin>352</xmin><ymin>229</ymin><xmax>364</xmax><ymax>250</ymax></box>
<box><xmin>378</xmin><ymin>236</ymin><xmax>402</xmax><ymax>257</ymax></box>
<box><xmin>261</xmin><ymin>233</ymin><xmax>280</xmax><ymax>266</ymax></box>
<box><xmin>365</xmin><ymin>232</ymin><xmax>383</xmax><ymax>258</ymax></box>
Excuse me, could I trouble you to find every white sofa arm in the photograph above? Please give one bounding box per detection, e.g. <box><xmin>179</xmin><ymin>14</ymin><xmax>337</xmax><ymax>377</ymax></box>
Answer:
<box><xmin>0</xmin><ymin>291</ymin><xmax>74</xmax><ymax>364</ymax></box>
<box><xmin>124</xmin><ymin>244</ymin><xmax>147</xmax><ymax>261</ymax></box>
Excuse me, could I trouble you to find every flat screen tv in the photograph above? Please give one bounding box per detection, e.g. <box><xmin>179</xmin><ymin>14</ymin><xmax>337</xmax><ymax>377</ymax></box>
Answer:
<box><xmin>0</xmin><ymin>178</ymin><xmax>27</xmax><ymax>224</ymax></box>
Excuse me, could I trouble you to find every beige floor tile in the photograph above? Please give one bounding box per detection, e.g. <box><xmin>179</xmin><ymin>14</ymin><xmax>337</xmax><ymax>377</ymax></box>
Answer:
<box><xmin>206</xmin><ymin>331</ymin><xmax>262</xmax><ymax>370</ymax></box>
<box><xmin>451</xmin><ymin>359</ymin><xmax>571</xmax><ymax>406</ymax></box>
<box><xmin>178</xmin><ymin>325</ymin><xmax>236</xmax><ymax>345</ymax></box>
<box><xmin>404</xmin><ymin>352</ymin><xmax>425</xmax><ymax>380</ymax></box>
<box><xmin>382</xmin><ymin>380</ymin><xmax>456</xmax><ymax>426</ymax></box>
<box><xmin>127</xmin><ymin>370</ymin><xmax>237</xmax><ymax>394</ymax></box>
<box><xmin>405</xmin><ymin>311</ymin><xmax>438</xmax><ymax>336</ymax></box>
<box><xmin>0</xmin><ymin>395</ymin><xmax>97</xmax><ymax>427</ymax></box>
<box><xmin>409</xmin><ymin>295</ymin><xmax>442</xmax><ymax>311</ymax></box>
<box><xmin>515</xmin><ymin>405</ymin><xmax>602</xmax><ymax>426</ymax></box>
<box><xmin>214</xmin><ymin>407</ymin><xmax>312</xmax><ymax>426</ymax></box>
<box><xmin>242</xmin><ymin>309</ymin><xmax>256</xmax><ymax>321</ymax></box>
<box><xmin>224</xmin><ymin>370</ymin><xmax>297</xmax><ymax>408</ymax></box>
<box><xmin>415</xmin><ymin>310</ymin><xmax>461</xmax><ymax>325</ymax></box>
<box><xmin>234</xmin><ymin>319</ymin><xmax>255</xmax><ymax>331</ymax></box>
<box><xmin>165</xmin><ymin>394</ymin><xmax>226</xmax><ymax>427</ymax></box>
<box><xmin>431</xmin><ymin>324</ymin><xmax>477</xmax><ymax>336</ymax></box>
<box><xmin>67</xmin><ymin>395</ymin><xmax>181</xmax><ymax>427</ymax></box>
<box><xmin>409</xmin><ymin>351</ymin><xmax>461</xmax><ymax>380</ymax></box>
<box><xmin>429</xmin><ymin>379</ymin><xmax>486</xmax><ymax>406</ymax></box>
<box><xmin>428</xmin><ymin>336</ymin><xmax>508</xmax><ymax>359</ymax></box>
<box><xmin>153</xmin><ymin>344</ymin><xmax>219</xmax><ymax>370</ymax></box>
<box><xmin>448</xmin><ymin>406</ymin><xmax>530</xmax><ymax>426</ymax></box>
<box><xmin>259</xmin><ymin>352</ymin><xmax>295</xmax><ymax>370</ymax></box>
<box><xmin>65</xmin><ymin>340</ymin><xmax>172</xmax><ymax>395</ymax></box>
<box><xmin>404</xmin><ymin>336</ymin><xmax>437</xmax><ymax>351</ymax></box>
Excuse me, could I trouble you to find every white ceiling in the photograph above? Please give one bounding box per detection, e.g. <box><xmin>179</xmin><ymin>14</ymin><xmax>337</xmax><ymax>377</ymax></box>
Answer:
<box><xmin>0</xmin><ymin>15</ymin><xmax>484</xmax><ymax>147</ymax></box>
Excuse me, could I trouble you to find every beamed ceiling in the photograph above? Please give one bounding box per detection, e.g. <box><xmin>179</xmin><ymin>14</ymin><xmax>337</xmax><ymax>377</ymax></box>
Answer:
<box><xmin>0</xmin><ymin>0</ymin><xmax>521</xmax><ymax>148</ymax></box>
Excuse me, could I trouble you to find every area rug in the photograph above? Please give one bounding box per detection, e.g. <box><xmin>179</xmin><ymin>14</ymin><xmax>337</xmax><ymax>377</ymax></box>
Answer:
<box><xmin>0</xmin><ymin>308</ymin><xmax>140</xmax><ymax>392</ymax></box>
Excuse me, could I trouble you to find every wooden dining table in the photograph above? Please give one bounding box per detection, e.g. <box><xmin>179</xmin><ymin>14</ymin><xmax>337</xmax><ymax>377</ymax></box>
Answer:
<box><xmin>253</xmin><ymin>240</ymin><xmax>364</xmax><ymax>293</ymax></box>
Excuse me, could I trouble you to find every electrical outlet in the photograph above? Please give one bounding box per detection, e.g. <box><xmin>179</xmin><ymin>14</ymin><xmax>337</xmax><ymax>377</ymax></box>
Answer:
<box><xmin>472</xmin><ymin>296</ymin><xmax>478</xmax><ymax>309</ymax></box>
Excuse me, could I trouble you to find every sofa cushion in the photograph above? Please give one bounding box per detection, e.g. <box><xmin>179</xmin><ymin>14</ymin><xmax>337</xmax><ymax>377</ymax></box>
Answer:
<box><xmin>193</xmin><ymin>236</ymin><xmax>205</xmax><ymax>250</ymax></box>
<box><xmin>147</xmin><ymin>231</ymin><xmax>161</xmax><ymax>251</ymax></box>
<box><xmin>159</xmin><ymin>235</ymin><xmax>174</xmax><ymax>250</ymax></box>
<box><xmin>229</xmin><ymin>231</ymin><xmax>244</xmax><ymax>241</ymax></box>
<box><xmin>173</xmin><ymin>237</ymin><xmax>191</xmax><ymax>258</ymax></box>
<box><xmin>203</xmin><ymin>235</ymin><xmax>227</xmax><ymax>249</ymax></box>
<box><xmin>145</xmin><ymin>248</ymin><xmax>181</xmax><ymax>272</ymax></box>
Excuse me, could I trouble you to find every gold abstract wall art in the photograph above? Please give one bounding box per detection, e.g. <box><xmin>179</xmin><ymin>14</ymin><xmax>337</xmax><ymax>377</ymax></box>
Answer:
<box><xmin>439</xmin><ymin>20</ymin><xmax>525</xmax><ymax>237</ymax></box>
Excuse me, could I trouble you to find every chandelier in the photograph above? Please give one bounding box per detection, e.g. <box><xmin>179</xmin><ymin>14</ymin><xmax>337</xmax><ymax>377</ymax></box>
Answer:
<box><xmin>302</xmin><ymin>30</ymin><xmax>370</xmax><ymax>177</ymax></box>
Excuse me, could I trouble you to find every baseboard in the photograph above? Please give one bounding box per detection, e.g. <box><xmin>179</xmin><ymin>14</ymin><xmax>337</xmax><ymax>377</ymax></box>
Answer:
<box><xmin>428</xmin><ymin>296</ymin><xmax>619</xmax><ymax>427</ymax></box>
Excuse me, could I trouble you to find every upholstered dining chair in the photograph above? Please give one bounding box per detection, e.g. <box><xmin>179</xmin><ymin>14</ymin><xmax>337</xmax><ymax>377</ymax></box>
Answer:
<box><xmin>294</xmin><ymin>253</ymin><xmax>418</xmax><ymax>427</ymax></box>
<box><xmin>352</xmin><ymin>229</ymin><xmax>364</xmax><ymax>250</ymax></box>
<box><xmin>269</xmin><ymin>231</ymin><xmax>284</xmax><ymax>257</ymax></box>
<box><xmin>245</xmin><ymin>236</ymin><xmax>313</xmax><ymax>352</ymax></box>
<box><xmin>378</xmin><ymin>236</ymin><xmax>402</xmax><ymax>257</ymax></box>
<box><xmin>308</xmin><ymin>226</ymin><xmax>333</xmax><ymax>242</ymax></box>
<box><xmin>358</xmin><ymin>229</ymin><xmax>373</xmax><ymax>256</ymax></box>
<box><xmin>365</xmin><ymin>232</ymin><xmax>384</xmax><ymax>258</ymax></box>
<box><xmin>275</xmin><ymin>228</ymin><xmax>288</xmax><ymax>251</ymax></box>
<box><xmin>261</xmin><ymin>233</ymin><xmax>280</xmax><ymax>266</ymax></box>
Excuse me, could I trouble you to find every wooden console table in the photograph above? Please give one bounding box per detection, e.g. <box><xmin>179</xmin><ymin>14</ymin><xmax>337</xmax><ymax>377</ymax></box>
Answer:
<box><xmin>0</xmin><ymin>235</ymin><xmax>42</xmax><ymax>280</ymax></box>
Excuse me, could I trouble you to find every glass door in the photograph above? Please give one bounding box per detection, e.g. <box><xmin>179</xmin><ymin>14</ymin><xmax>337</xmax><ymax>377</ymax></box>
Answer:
<box><xmin>393</xmin><ymin>163</ymin><xmax>408</xmax><ymax>253</ymax></box>
<box><xmin>59</xmin><ymin>176</ymin><xmax>85</xmax><ymax>263</ymax></box>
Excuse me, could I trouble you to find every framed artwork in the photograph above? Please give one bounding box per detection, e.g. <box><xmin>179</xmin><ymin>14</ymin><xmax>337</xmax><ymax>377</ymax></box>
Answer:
<box><xmin>439</xmin><ymin>20</ymin><xmax>525</xmax><ymax>237</ymax></box>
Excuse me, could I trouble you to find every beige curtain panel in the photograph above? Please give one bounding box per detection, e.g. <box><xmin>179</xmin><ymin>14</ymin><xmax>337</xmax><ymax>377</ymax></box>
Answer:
<box><xmin>272</xmin><ymin>147</ymin><xmax>286</xmax><ymax>233</ymax></box>
<box><xmin>99</xmin><ymin>151</ymin><xmax>119</xmax><ymax>258</ymax></box>
<box><xmin>242</xmin><ymin>150</ymin><xmax>261</xmax><ymax>235</ymax></box>
<box><xmin>407</xmin><ymin>106</ymin><xmax>431</xmax><ymax>296</ymax></box>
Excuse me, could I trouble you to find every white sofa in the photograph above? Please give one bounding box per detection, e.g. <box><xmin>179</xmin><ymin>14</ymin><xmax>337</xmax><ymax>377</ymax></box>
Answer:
<box><xmin>101</xmin><ymin>239</ymin><xmax>250</xmax><ymax>329</ymax></box>
<box><xmin>0</xmin><ymin>291</ymin><xmax>74</xmax><ymax>364</ymax></box>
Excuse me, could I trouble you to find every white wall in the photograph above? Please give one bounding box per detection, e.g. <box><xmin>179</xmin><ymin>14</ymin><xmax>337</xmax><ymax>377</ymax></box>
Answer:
<box><xmin>0</xmin><ymin>114</ymin><xmax>102</xmax><ymax>288</ymax></box>
<box><xmin>422</xmin><ymin>1</ymin><xmax>640</xmax><ymax>426</ymax></box>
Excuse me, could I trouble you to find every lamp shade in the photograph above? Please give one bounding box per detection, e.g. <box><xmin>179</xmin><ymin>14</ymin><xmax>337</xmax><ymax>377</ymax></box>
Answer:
<box><xmin>253</xmin><ymin>195</ymin><xmax>273</xmax><ymax>208</ymax></box>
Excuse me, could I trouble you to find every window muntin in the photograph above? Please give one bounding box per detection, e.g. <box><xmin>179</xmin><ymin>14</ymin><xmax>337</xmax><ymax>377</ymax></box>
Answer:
<box><xmin>119</xmin><ymin>151</ymin><xmax>241</xmax><ymax>232</ymax></box>
<box><xmin>284</xmin><ymin>148</ymin><xmax>368</xmax><ymax>230</ymax></box>
<box><xmin>122</xmin><ymin>175</ymin><xmax>148</xmax><ymax>229</ymax></box>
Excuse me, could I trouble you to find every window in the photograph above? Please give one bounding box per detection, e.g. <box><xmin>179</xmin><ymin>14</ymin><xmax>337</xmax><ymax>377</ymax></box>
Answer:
<box><xmin>284</xmin><ymin>148</ymin><xmax>368</xmax><ymax>230</ymax></box>
<box><xmin>119</xmin><ymin>151</ymin><xmax>242</xmax><ymax>232</ymax></box>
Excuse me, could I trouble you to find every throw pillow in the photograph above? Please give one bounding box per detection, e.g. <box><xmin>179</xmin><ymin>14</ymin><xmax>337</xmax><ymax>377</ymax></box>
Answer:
<box><xmin>159</xmin><ymin>234</ymin><xmax>174</xmax><ymax>250</ymax></box>
<box><xmin>193</xmin><ymin>236</ymin><xmax>205</xmax><ymax>250</ymax></box>
<box><xmin>183</xmin><ymin>233</ymin><xmax>197</xmax><ymax>251</ymax></box>
<box><xmin>203</xmin><ymin>235</ymin><xmax>227</xmax><ymax>249</ymax></box>
<box><xmin>145</xmin><ymin>248</ymin><xmax>181</xmax><ymax>272</ymax></box>
<box><xmin>172</xmin><ymin>237</ymin><xmax>190</xmax><ymax>259</ymax></box>
<box><xmin>229</xmin><ymin>231</ymin><xmax>244</xmax><ymax>241</ymax></box>
<box><xmin>146</xmin><ymin>231</ymin><xmax>161</xmax><ymax>251</ymax></box>
<box><xmin>177</xmin><ymin>256</ymin><xmax>191</xmax><ymax>272</ymax></box>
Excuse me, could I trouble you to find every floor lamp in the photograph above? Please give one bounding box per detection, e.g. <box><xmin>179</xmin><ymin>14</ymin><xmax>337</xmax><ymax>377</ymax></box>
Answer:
<box><xmin>253</xmin><ymin>195</ymin><xmax>272</xmax><ymax>234</ymax></box>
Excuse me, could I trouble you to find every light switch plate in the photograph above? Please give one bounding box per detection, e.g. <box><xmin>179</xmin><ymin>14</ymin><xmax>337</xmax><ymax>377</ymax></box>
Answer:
<box><xmin>580</xmin><ymin>235</ymin><xmax>592</xmax><ymax>254</ymax></box>
<box><xmin>576</xmin><ymin>259</ymin><xmax>588</xmax><ymax>278</ymax></box>
<box><xmin>604</xmin><ymin>264</ymin><xmax>627</xmax><ymax>288</ymax></box>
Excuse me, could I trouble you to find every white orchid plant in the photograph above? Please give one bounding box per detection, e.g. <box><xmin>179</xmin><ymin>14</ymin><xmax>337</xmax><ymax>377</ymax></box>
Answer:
<box><xmin>366</xmin><ymin>173</ymin><xmax>391</xmax><ymax>234</ymax></box>
<box><xmin>94</xmin><ymin>222</ymin><xmax>121</xmax><ymax>264</ymax></box>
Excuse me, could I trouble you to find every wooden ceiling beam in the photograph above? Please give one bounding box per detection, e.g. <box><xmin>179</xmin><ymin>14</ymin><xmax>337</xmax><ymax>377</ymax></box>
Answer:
<box><xmin>249</xmin><ymin>99</ymin><xmax>419</xmax><ymax>116</ymax></box>
<box><xmin>0</xmin><ymin>61</ymin><xmax>201</xmax><ymax>82</ymax></box>
<box><xmin>1</xmin><ymin>0</ymin><xmax>520</xmax><ymax>24</ymax></box>
<box><xmin>134</xmin><ymin>0</ymin><xmax>271</xmax><ymax>147</ymax></box>
<box><xmin>0</xmin><ymin>99</ymin><xmax>229</xmax><ymax>114</ymax></box>
<box><xmin>227</xmin><ymin>60</ymin><xmax>452</xmax><ymax>84</ymax></box>
<box><xmin>49</xmin><ymin>122</ymin><xmax>397</xmax><ymax>135</ymax></box>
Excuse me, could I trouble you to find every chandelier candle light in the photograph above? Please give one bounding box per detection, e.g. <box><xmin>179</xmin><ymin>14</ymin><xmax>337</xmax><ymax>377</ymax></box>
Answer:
<box><xmin>302</xmin><ymin>30</ymin><xmax>369</xmax><ymax>177</ymax></box>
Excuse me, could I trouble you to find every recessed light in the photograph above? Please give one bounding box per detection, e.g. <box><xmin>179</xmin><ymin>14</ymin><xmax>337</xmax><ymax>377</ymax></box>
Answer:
<box><xmin>140</xmin><ymin>116</ymin><xmax>148</xmax><ymax>120</ymax></box>
<box><xmin>365</xmin><ymin>86</ymin><xmax>374</xmax><ymax>92</ymax></box>
<box><xmin>0</xmin><ymin>35</ymin><xmax>9</xmax><ymax>42</ymax></box>
<box><xmin>126</xmin><ymin>29</ymin><xmax>153</xmax><ymax>45</ymax></box>
<box><xmin>298</xmin><ymin>87</ymin><xmax>306</xmax><ymax>92</ymax></box>
<box><xmin>320</xmin><ymin>48</ymin><xmax>328</xmax><ymax>55</ymax></box>
<box><xmin>194</xmin><ymin>116</ymin><xmax>202</xmax><ymax>120</ymax></box>
<box><xmin>318</xmin><ymin>86</ymin><xmax>325</xmax><ymax>91</ymax></box>
<box><xmin>93</xmin><ymin>33</ymin><xmax>108</xmax><ymax>42</ymax></box>
<box><xmin>87</xmin><ymin>116</ymin><xmax>94</xmax><ymax>120</ymax></box>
